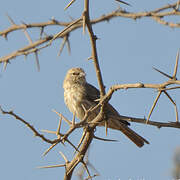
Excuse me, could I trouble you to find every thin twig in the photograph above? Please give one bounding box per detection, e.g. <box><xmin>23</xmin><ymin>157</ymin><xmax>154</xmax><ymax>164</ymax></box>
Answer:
<box><xmin>1</xmin><ymin>3</ymin><xmax>180</xmax><ymax>65</ymax></box>
<box><xmin>0</xmin><ymin>106</ymin><xmax>57</xmax><ymax>144</ymax></box>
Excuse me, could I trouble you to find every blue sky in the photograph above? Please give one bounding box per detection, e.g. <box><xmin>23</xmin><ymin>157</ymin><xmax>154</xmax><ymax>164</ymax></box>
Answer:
<box><xmin>0</xmin><ymin>0</ymin><xmax>180</xmax><ymax>180</ymax></box>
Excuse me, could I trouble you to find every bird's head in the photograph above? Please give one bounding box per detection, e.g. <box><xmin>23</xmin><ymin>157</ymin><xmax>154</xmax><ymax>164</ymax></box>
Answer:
<box><xmin>63</xmin><ymin>67</ymin><xmax>86</xmax><ymax>88</ymax></box>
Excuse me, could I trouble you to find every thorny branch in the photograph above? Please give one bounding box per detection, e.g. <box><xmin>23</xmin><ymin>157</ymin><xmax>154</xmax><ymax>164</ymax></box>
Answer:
<box><xmin>1</xmin><ymin>1</ymin><xmax>180</xmax><ymax>180</ymax></box>
<box><xmin>83</xmin><ymin>0</ymin><xmax>105</xmax><ymax>96</ymax></box>
<box><xmin>1</xmin><ymin>50</ymin><xmax>180</xmax><ymax>179</ymax></box>
<box><xmin>1</xmin><ymin>1</ymin><xmax>180</xmax><ymax>68</ymax></box>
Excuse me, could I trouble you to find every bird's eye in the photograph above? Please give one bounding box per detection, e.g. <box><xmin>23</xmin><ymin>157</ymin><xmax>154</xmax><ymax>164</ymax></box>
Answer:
<box><xmin>72</xmin><ymin>72</ymin><xmax>79</xmax><ymax>76</ymax></box>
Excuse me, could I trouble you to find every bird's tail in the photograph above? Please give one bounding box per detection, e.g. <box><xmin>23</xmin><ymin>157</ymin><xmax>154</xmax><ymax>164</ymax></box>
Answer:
<box><xmin>106</xmin><ymin>118</ymin><xmax>149</xmax><ymax>148</ymax></box>
<box><xmin>116</xmin><ymin>124</ymin><xmax>149</xmax><ymax>147</ymax></box>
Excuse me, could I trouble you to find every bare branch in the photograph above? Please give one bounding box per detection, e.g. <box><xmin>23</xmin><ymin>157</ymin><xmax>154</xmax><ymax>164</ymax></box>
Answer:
<box><xmin>0</xmin><ymin>36</ymin><xmax>52</xmax><ymax>63</ymax></box>
<box><xmin>1</xmin><ymin>2</ymin><xmax>180</xmax><ymax>180</ymax></box>
<box><xmin>0</xmin><ymin>106</ymin><xmax>58</xmax><ymax>144</ymax></box>
<box><xmin>1</xmin><ymin>2</ymin><xmax>180</xmax><ymax>66</ymax></box>
<box><xmin>83</xmin><ymin>0</ymin><xmax>105</xmax><ymax>96</ymax></box>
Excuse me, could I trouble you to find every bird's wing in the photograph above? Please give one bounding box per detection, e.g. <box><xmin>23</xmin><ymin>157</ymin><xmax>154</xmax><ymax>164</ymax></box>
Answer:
<box><xmin>84</xmin><ymin>83</ymin><xmax>149</xmax><ymax>147</ymax></box>
<box><xmin>85</xmin><ymin>83</ymin><xmax>100</xmax><ymax>103</ymax></box>
<box><xmin>85</xmin><ymin>83</ymin><xmax>130</xmax><ymax>126</ymax></box>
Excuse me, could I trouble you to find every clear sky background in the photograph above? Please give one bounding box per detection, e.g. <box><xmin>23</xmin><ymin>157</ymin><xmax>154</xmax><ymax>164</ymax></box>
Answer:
<box><xmin>0</xmin><ymin>0</ymin><xmax>180</xmax><ymax>180</ymax></box>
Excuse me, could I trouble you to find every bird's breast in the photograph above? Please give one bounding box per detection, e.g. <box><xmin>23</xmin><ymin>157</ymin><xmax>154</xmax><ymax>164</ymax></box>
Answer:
<box><xmin>64</xmin><ymin>86</ymin><xmax>85</xmax><ymax>120</ymax></box>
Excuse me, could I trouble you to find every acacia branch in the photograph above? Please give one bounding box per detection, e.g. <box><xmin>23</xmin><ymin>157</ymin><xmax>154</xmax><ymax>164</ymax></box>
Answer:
<box><xmin>63</xmin><ymin>0</ymin><xmax>107</xmax><ymax>179</ymax></box>
<box><xmin>1</xmin><ymin>77</ymin><xmax>180</xmax><ymax>180</ymax></box>
<box><xmin>83</xmin><ymin>0</ymin><xmax>105</xmax><ymax>96</ymax></box>
<box><xmin>1</xmin><ymin>1</ymin><xmax>180</xmax><ymax>67</ymax></box>
<box><xmin>1</xmin><ymin>1</ymin><xmax>180</xmax><ymax>180</ymax></box>
<box><xmin>1</xmin><ymin>52</ymin><xmax>180</xmax><ymax>178</ymax></box>
<box><xmin>0</xmin><ymin>106</ymin><xmax>57</xmax><ymax>144</ymax></box>
<box><xmin>1</xmin><ymin>1</ymin><xmax>180</xmax><ymax>37</ymax></box>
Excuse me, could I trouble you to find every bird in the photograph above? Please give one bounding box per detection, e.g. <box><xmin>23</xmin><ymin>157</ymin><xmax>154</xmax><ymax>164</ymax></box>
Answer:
<box><xmin>63</xmin><ymin>67</ymin><xmax>149</xmax><ymax>147</ymax></box>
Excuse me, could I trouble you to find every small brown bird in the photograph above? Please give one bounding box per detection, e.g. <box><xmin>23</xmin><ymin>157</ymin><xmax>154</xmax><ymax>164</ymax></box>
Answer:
<box><xmin>63</xmin><ymin>67</ymin><xmax>149</xmax><ymax>147</ymax></box>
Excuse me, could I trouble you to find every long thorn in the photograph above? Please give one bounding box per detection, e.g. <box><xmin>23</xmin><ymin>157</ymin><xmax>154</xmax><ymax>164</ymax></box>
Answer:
<box><xmin>153</xmin><ymin>67</ymin><xmax>173</xmax><ymax>79</ymax></box>
<box><xmin>50</xmin><ymin>17</ymin><xmax>82</xmax><ymax>44</ymax></box>
<box><xmin>82</xmin><ymin>161</ymin><xmax>91</xmax><ymax>179</ymax></box>
<box><xmin>57</xmin><ymin>37</ymin><xmax>66</xmax><ymax>56</ymax></box>
<box><xmin>93</xmin><ymin>135</ymin><xmax>117</xmax><ymax>142</ymax></box>
<box><xmin>82</xmin><ymin>13</ymin><xmax>86</xmax><ymax>34</ymax></box>
<box><xmin>56</xmin><ymin>116</ymin><xmax>62</xmax><ymax>137</ymax></box>
<box><xmin>6</xmin><ymin>14</ymin><xmax>16</xmax><ymax>25</ymax></box>
<box><xmin>85</xmin><ymin>174</ymin><xmax>99</xmax><ymax>180</ymax></box>
<box><xmin>52</xmin><ymin>109</ymin><xmax>72</xmax><ymax>125</ymax></box>
<box><xmin>72</xmin><ymin>112</ymin><xmax>76</xmax><ymax>126</ymax></box>
<box><xmin>115</xmin><ymin>0</ymin><xmax>131</xmax><ymax>6</ymax></box>
<box><xmin>66</xmin><ymin>139</ymin><xmax>80</xmax><ymax>152</ymax></box>
<box><xmin>64</xmin><ymin>0</ymin><xmax>76</xmax><ymax>10</ymax></box>
<box><xmin>173</xmin><ymin>49</ymin><xmax>179</xmax><ymax>79</ymax></box>
<box><xmin>164</xmin><ymin>91</ymin><xmax>176</xmax><ymax>106</ymax></box>
<box><xmin>175</xmin><ymin>104</ymin><xmax>179</xmax><ymax>123</ymax></box>
<box><xmin>164</xmin><ymin>91</ymin><xmax>179</xmax><ymax>122</ymax></box>
<box><xmin>22</xmin><ymin>28</ymin><xmax>40</xmax><ymax>71</ymax></box>
<box><xmin>105</xmin><ymin>120</ymin><xmax>108</xmax><ymax>136</ymax></box>
<box><xmin>37</xmin><ymin>164</ymin><xmax>65</xmax><ymax>169</ymax></box>
<box><xmin>146</xmin><ymin>91</ymin><xmax>162</xmax><ymax>123</ymax></box>
<box><xmin>3</xmin><ymin>61</ymin><xmax>8</xmax><ymax>71</ymax></box>
<box><xmin>66</xmin><ymin>37</ymin><xmax>71</xmax><ymax>55</ymax></box>
<box><xmin>41</xmin><ymin>129</ymin><xmax>57</xmax><ymax>134</ymax></box>
<box><xmin>35</xmin><ymin>51</ymin><xmax>40</xmax><ymax>71</ymax></box>
<box><xmin>59</xmin><ymin>151</ymin><xmax>68</xmax><ymax>163</ymax></box>
<box><xmin>42</xmin><ymin>142</ymin><xmax>59</xmax><ymax>156</ymax></box>
<box><xmin>161</xmin><ymin>86</ymin><xmax>180</xmax><ymax>91</ymax></box>
<box><xmin>74</xmin><ymin>130</ymin><xmax>86</xmax><ymax>155</ymax></box>
<box><xmin>23</xmin><ymin>28</ymin><xmax>33</xmax><ymax>44</ymax></box>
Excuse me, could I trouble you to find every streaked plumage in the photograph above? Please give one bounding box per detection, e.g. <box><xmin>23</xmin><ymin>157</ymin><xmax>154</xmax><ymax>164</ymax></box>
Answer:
<box><xmin>63</xmin><ymin>67</ymin><xmax>149</xmax><ymax>147</ymax></box>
